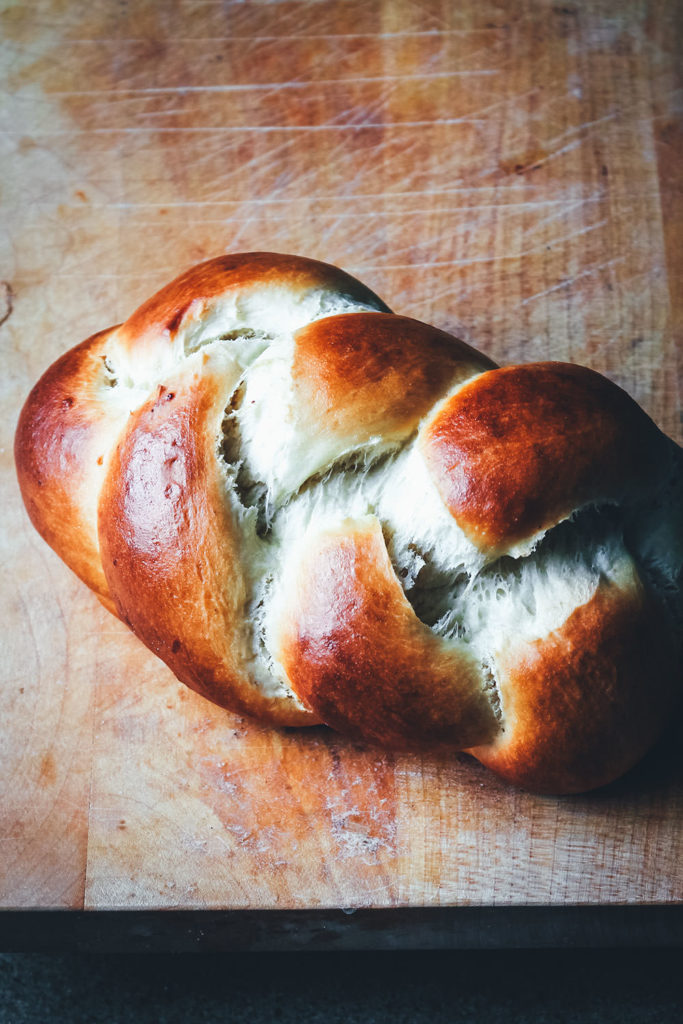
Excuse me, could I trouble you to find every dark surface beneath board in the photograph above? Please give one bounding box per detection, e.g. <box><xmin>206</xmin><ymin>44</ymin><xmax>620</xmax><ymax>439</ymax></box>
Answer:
<box><xmin>1</xmin><ymin>948</ymin><xmax>682</xmax><ymax>1023</ymax></box>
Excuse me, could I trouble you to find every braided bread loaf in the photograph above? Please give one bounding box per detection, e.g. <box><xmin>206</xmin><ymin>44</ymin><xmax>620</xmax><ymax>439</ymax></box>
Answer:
<box><xmin>15</xmin><ymin>253</ymin><xmax>683</xmax><ymax>793</ymax></box>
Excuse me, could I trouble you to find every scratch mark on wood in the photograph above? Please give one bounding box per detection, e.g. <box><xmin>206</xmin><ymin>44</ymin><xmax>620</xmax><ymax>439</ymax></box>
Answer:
<box><xmin>520</xmin><ymin>258</ymin><xmax>626</xmax><ymax>305</ymax></box>
<box><xmin>87</xmin><ymin>26</ymin><xmax>503</xmax><ymax>40</ymax></box>
<box><xmin>357</xmin><ymin>222</ymin><xmax>611</xmax><ymax>271</ymax></box>
<box><xmin>47</xmin><ymin>70</ymin><xmax>501</xmax><ymax>96</ymax></box>
<box><xmin>0</xmin><ymin>282</ymin><xmax>14</xmax><ymax>329</ymax></box>
<box><xmin>108</xmin><ymin>189</ymin><xmax>659</xmax><ymax>209</ymax></box>
<box><xmin>6</xmin><ymin>120</ymin><xmax>488</xmax><ymax>135</ymax></box>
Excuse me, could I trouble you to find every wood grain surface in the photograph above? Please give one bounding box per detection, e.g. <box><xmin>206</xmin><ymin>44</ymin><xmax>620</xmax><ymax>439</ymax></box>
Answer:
<box><xmin>1</xmin><ymin>0</ymin><xmax>681</xmax><ymax>914</ymax></box>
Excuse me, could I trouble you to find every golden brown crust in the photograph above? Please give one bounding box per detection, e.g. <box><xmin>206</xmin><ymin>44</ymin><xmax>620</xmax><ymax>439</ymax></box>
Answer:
<box><xmin>98</xmin><ymin>353</ymin><xmax>316</xmax><ymax>726</ymax></box>
<box><xmin>277</xmin><ymin>517</ymin><xmax>500</xmax><ymax>750</ymax></box>
<box><xmin>422</xmin><ymin>362</ymin><xmax>665</xmax><ymax>553</ymax></box>
<box><xmin>14</xmin><ymin>327</ymin><xmax>125</xmax><ymax>601</ymax></box>
<box><xmin>292</xmin><ymin>312</ymin><xmax>495</xmax><ymax>449</ymax></box>
<box><xmin>469</xmin><ymin>571</ymin><xmax>679</xmax><ymax>793</ymax></box>
<box><xmin>119</xmin><ymin>252</ymin><xmax>390</xmax><ymax>353</ymax></box>
<box><xmin>14</xmin><ymin>253</ymin><xmax>682</xmax><ymax>793</ymax></box>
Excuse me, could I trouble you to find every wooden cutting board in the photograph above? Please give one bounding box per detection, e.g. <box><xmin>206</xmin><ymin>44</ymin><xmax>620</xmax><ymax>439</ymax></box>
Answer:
<box><xmin>1</xmin><ymin>0</ymin><xmax>681</xmax><ymax>928</ymax></box>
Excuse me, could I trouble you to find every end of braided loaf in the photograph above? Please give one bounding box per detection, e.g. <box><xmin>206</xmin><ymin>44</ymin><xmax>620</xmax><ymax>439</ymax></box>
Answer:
<box><xmin>15</xmin><ymin>252</ymin><xmax>683</xmax><ymax>793</ymax></box>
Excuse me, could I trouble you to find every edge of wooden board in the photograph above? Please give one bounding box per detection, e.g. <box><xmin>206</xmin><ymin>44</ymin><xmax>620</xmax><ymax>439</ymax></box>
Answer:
<box><xmin>1</xmin><ymin>905</ymin><xmax>682</xmax><ymax>952</ymax></box>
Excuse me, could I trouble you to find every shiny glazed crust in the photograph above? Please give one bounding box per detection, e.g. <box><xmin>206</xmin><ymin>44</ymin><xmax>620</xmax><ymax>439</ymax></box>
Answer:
<box><xmin>14</xmin><ymin>252</ymin><xmax>683</xmax><ymax>793</ymax></box>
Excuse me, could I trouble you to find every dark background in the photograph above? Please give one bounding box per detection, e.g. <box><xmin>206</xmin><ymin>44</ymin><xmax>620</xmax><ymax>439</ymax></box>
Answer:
<box><xmin>1</xmin><ymin>948</ymin><xmax>682</xmax><ymax>1022</ymax></box>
